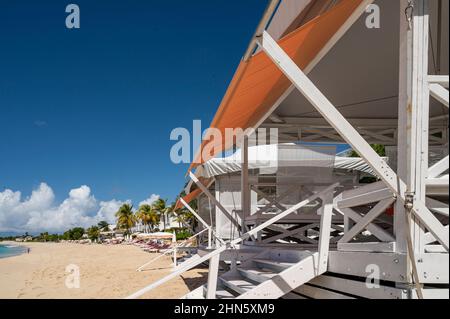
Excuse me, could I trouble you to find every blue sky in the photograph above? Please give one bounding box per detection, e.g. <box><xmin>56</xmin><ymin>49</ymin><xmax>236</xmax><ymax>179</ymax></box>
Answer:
<box><xmin>0</xmin><ymin>1</ymin><xmax>351</xmax><ymax>234</ymax></box>
<box><xmin>0</xmin><ymin>1</ymin><xmax>267</xmax><ymax>207</ymax></box>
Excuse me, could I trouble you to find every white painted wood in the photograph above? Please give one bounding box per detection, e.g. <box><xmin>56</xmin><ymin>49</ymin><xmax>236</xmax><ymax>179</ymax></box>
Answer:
<box><xmin>334</xmin><ymin>202</ymin><xmax>395</xmax><ymax>242</ymax></box>
<box><xmin>220</xmin><ymin>277</ymin><xmax>255</xmax><ymax>295</ymax></box>
<box><xmin>180</xmin><ymin>198</ymin><xmax>225</xmax><ymax>246</ymax></box>
<box><xmin>425</xmin><ymin>197</ymin><xmax>449</xmax><ymax>217</ymax></box>
<box><xmin>340</xmin><ymin>181</ymin><xmax>388</xmax><ymax>199</ymax></box>
<box><xmin>206</xmin><ymin>254</ymin><xmax>220</xmax><ymax>299</ymax></box>
<box><xmin>238</xmin><ymin>252</ymin><xmax>319</xmax><ymax>299</ymax></box>
<box><xmin>339</xmin><ymin>198</ymin><xmax>395</xmax><ymax>243</ymax></box>
<box><xmin>317</xmin><ymin>193</ymin><xmax>333</xmax><ymax>273</ymax></box>
<box><xmin>282</xmin><ymin>292</ymin><xmax>307</xmax><ymax>299</ymax></box>
<box><xmin>180</xmin><ymin>198</ymin><xmax>211</xmax><ymax>230</ymax></box>
<box><xmin>424</xmin><ymin>225</ymin><xmax>449</xmax><ymax>244</ymax></box>
<box><xmin>309</xmin><ymin>275</ymin><xmax>406</xmax><ymax>299</ymax></box>
<box><xmin>338</xmin><ymin>242</ymin><xmax>396</xmax><ymax>253</ymax></box>
<box><xmin>328</xmin><ymin>251</ymin><xmax>407</xmax><ymax>282</ymax></box>
<box><xmin>426</xmin><ymin>177</ymin><xmax>449</xmax><ymax>195</ymax></box>
<box><xmin>136</xmin><ymin>228</ymin><xmax>207</xmax><ymax>272</ymax></box>
<box><xmin>428</xmin><ymin>155</ymin><xmax>449</xmax><ymax>178</ymax></box>
<box><xmin>261</xmin><ymin>223</ymin><xmax>319</xmax><ymax>244</ymax></box>
<box><xmin>238</xmin><ymin>183</ymin><xmax>338</xmax><ymax>243</ymax></box>
<box><xmin>293</xmin><ymin>284</ymin><xmax>355</xmax><ymax>299</ymax></box>
<box><xmin>415</xmin><ymin>253</ymin><xmax>449</xmax><ymax>283</ymax></box>
<box><xmin>267</xmin><ymin>225</ymin><xmax>318</xmax><ymax>244</ymax></box>
<box><xmin>260</xmin><ymin>30</ymin><xmax>448</xmax><ymax>251</ymax></box>
<box><xmin>428</xmin><ymin>75</ymin><xmax>449</xmax><ymax>87</ymax></box>
<box><xmin>241</xmin><ymin>136</ymin><xmax>250</xmax><ymax>234</ymax></box>
<box><xmin>420</xmin><ymin>289</ymin><xmax>449</xmax><ymax>300</ymax></box>
<box><xmin>425</xmin><ymin>245</ymin><xmax>447</xmax><ymax>253</ymax></box>
<box><xmin>337</xmin><ymin>188</ymin><xmax>393</xmax><ymax>209</ymax></box>
<box><xmin>127</xmin><ymin>183</ymin><xmax>337</xmax><ymax>299</ymax></box>
<box><xmin>328</xmin><ymin>251</ymin><xmax>449</xmax><ymax>284</ymax></box>
<box><xmin>429</xmin><ymin>83</ymin><xmax>449</xmax><ymax>107</ymax></box>
<box><xmin>189</xmin><ymin>171</ymin><xmax>242</xmax><ymax>231</ymax></box>
<box><xmin>251</xmin><ymin>185</ymin><xmax>291</xmax><ymax>213</ymax></box>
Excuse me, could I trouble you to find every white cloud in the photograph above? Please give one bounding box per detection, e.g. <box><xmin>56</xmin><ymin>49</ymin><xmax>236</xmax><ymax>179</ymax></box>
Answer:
<box><xmin>139</xmin><ymin>194</ymin><xmax>160</xmax><ymax>207</ymax></box>
<box><xmin>0</xmin><ymin>183</ymin><xmax>158</xmax><ymax>234</ymax></box>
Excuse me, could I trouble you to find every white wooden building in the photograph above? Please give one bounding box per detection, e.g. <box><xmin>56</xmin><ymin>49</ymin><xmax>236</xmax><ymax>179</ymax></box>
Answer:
<box><xmin>128</xmin><ymin>0</ymin><xmax>449</xmax><ymax>299</ymax></box>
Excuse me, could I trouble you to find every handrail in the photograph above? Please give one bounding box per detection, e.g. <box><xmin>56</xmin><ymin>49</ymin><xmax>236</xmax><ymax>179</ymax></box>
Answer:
<box><xmin>180</xmin><ymin>197</ymin><xmax>226</xmax><ymax>246</ymax></box>
<box><xmin>126</xmin><ymin>183</ymin><xmax>338</xmax><ymax>299</ymax></box>
<box><xmin>136</xmin><ymin>228</ymin><xmax>208</xmax><ymax>272</ymax></box>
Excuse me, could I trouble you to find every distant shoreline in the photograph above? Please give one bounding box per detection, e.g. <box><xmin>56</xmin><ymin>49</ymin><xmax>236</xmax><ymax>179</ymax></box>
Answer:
<box><xmin>0</xmin><ymin>242</ymin><xmax>28</xmax><ymax>259</ymax></box>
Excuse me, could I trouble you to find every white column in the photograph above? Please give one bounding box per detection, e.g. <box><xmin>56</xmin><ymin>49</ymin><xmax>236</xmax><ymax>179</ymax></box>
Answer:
<box><xmin>395</xmin><ymin>0</ymin><xmax>429</xmax><ymax>255</ymax></box>
<box><xmin>206</xmin><ymin>254</ymin><xmax>220</xmax><ymax>299</ymax></box>
<box><xmin>241</xmin><ymin>136</ymin><xmax>250</xmax><ymax>234</ymax></box>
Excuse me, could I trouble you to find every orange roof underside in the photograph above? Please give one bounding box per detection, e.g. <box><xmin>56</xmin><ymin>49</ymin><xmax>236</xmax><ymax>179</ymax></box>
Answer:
<box><xmin>189</xmin><ymin>0</ymin><xmax>363</xmax><ymax>172</ymax></box>
<box><xmin>175</xmin><ymin>188</ymin><xmax>203</xmax><ymax>210</ymax></box>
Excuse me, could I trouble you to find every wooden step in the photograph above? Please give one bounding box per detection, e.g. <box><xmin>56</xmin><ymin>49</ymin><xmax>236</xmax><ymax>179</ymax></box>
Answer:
<box><xmin>237</xmin><ymin>268</ymin><xmax>277</xmax><ymax>284</ymax></box>
<box><xmin>202</xmin><ymin>285</ymin><xmax>236</xmax><ymax>299</ymax></box>
<box><xmin>219</xmin><ymin>277</ymin><xmax>257</xmax><ymax>295</ymax></box>
<box><xmin>215</xmin><ymin>289</ymin><xmax>236</xmax><ymax>299</ymax></box>
<box><xmin>253</xmin><ymin>259</ymin><xmax>294</xmax><ymax>272</ymax></box>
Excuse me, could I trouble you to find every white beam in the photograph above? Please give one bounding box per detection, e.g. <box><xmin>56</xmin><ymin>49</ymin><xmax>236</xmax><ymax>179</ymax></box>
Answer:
<box><xmin>425</xmin><ymin>197</ymin><xmax>449</xmax><ymax>217</ymax></box>
<box><xmin>334</xmin><ymin>204</ymin><xmax>395</xmax><ymax>243</ymax></box>
<box><xmin>259</xmin><ymin>30</ymin><xmax>448</xmax><ymax>251</ymax></box>
<box><xmin>265</xmin><ymin>224</ymin><xmax>319</xmax><ymax>244</ymax></box>
<box><xmin>206</xmin><ymin>254</ymin><xmax>220</xmax><ymax>299</ymax></box>
<box><xmin>180</xmin><ymin>198</ymin><xmax>225</xmax><ymax>247</ymax></box>
<box><xmin>427</xmin><ymin>155</ymin><xmax>449</xmax><ymax>178</ymax></box>
<box><xmin>189</xmin><ymin>171</ymin><xmax>242</xmax><ymax>232</ymax></box>
<box><xmin>317</xmin><ymin>193</ymin><xmax>333</xmax><ymax>273</ymax></box>
<box><xmin>429</xmin><ymin>83</ymin><xmax>449</xmax><ymax>107</ymax></box>
<box><xmin>241</xmin><ymin>136</ymin><xmax>250</xmax><ymax>233</ymax></box>
<box><xmin>428</xmin><ymin>75</ymin><xmax>449</xmax><ymax>88</ymax></box>
<box><xmin>339</xmin><ymin>198</ymin><xmax>395</xmax><ymax>243</ymax></box>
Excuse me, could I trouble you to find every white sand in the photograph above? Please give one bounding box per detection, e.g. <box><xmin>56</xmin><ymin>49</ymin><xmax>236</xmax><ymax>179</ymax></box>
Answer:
<box><xmin>0</xmin><ymin>242</ymin><xmax>207</xmax><ymax>299</ymax></box>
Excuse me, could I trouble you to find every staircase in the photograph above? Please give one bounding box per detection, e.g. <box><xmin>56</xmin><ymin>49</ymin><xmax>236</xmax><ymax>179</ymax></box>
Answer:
<box><xmin>127</xmin><ymin>183</ymin><xmax>337</xmax><ymax>300</ymax></box>
<box><xmin>183</xmin><ymin>249</ymin><xmax>322</xmax><ymax>299</ymax></box>
<box><xmin>174</xmin><ymin>251</ymin><xmax>202</xmax><ymax>270</ymax></box>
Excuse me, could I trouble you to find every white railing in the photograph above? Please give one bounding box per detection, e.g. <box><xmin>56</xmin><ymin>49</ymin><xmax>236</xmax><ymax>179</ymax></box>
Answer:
<box><xmin>126</xmin><ymin>182</ymin><xmax>338</xmax><ymax>299</ymax></box>
<box><xmin>136</xmin><ymin>228</ymin><xmax>208</xmax><ymax>272</ymax></box>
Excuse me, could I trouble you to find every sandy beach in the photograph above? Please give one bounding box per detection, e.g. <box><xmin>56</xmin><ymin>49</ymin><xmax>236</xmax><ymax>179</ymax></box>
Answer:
<box><xmin>0</xmin><ymin>242</ymin><xmax>207</xmax><ymax>299</ymax></box>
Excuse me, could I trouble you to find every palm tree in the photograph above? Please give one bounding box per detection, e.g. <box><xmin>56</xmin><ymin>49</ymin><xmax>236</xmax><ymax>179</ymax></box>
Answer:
<box><xmin>136</xmin><ymin>204</ymin><xmax>159</xmax><ymax>233</ymax></box>
<box><xmin>115</xmin><ymin>204</ymin><xmax>136</xmax><ymax>236</ymax></box>
<box><xmin>87</xmin><ymin>226</ymin><xmax>100</xmax><ymax>242</ymax></box>
<box><xmin>178</xmin><ymin>208</ymin><xmax>197</xmax><ymax>232</ymax></box>
<box><xmin>174</xmin><ymin>211</ymin><xmax>187</xmax><ymax>228</ymax></box>
<box><xmin>153</xmin><ymin>199</ymin><xmax>169</xmax><ymax>230</ymax></box>
<box><xmin>97</xmin><ymin>220</ymin><xmax>109</xmax><ymax>231</ymax></box>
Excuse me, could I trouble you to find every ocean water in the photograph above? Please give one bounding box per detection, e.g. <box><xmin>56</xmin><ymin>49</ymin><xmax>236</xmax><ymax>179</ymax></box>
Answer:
<box><xmin>0</xmin><ymin>244</ymin><xmax>27</xmax><ymax>259</ymax></box>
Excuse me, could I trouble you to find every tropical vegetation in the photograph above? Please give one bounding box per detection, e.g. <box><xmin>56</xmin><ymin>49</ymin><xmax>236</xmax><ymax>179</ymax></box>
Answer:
<box><xmin>0</xmin><ymin>194</ymin><xmax>198</xmax><ymax>243</ymax></box>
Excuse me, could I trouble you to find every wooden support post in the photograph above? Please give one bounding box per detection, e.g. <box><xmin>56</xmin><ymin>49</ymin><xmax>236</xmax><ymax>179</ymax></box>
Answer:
<box><xmin>396</xmin><ymin>0</ymin><xmax>430</xmax><ymax>255</ymax></box>
<box><xmin>173</xmin><ymin>246</ymin><xmax>177</xmax><ymax>269</ymax></box>
<box><xmin>208</xmin><ymin>227</ymin><xmax>212</xmax><ymax>248</ymax></box>
<box><xmin>206</xmin><ymin>254</ymin><xmax>220</xmax><ymax>299</ymax></box>
<box><xmin>241</xmin><ymin>136</ymin><xmax>250</xmax><ymax>235</ymax></box>
<box><xmin>318</xmin><ymin>193</ymin><xmax>333</xmax><ymax>274</ymax></box>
